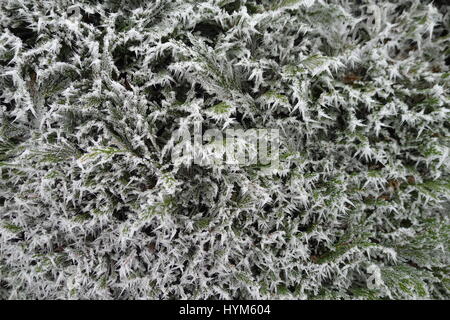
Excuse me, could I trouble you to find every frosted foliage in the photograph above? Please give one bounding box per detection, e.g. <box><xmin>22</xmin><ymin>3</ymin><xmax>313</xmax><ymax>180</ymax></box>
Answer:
<box><xmin>0</xmin><ymin>0</ymin><xmax>449</xmax><ymax>299</ymax></box>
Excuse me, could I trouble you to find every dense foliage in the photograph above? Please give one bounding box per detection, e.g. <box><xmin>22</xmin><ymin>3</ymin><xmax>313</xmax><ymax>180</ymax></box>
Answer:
<box><xmin>0</xmin><ymin>0</ymin><xmax>449</xmax><ymax>299</ymax></box>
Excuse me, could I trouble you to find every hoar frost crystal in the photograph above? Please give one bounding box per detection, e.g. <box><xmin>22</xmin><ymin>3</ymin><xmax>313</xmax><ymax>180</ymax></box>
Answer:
<box><xmin>0</xmin><ymin>0</ymin><xmax>449</xmax><ymax>299</ymax></box>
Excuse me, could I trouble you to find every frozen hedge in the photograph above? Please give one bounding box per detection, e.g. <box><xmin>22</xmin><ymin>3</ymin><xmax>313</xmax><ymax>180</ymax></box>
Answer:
<box><xmin>0</xmin><ymin>0</ymin><xmax>449</xmax><ymax>299</ymax></box>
